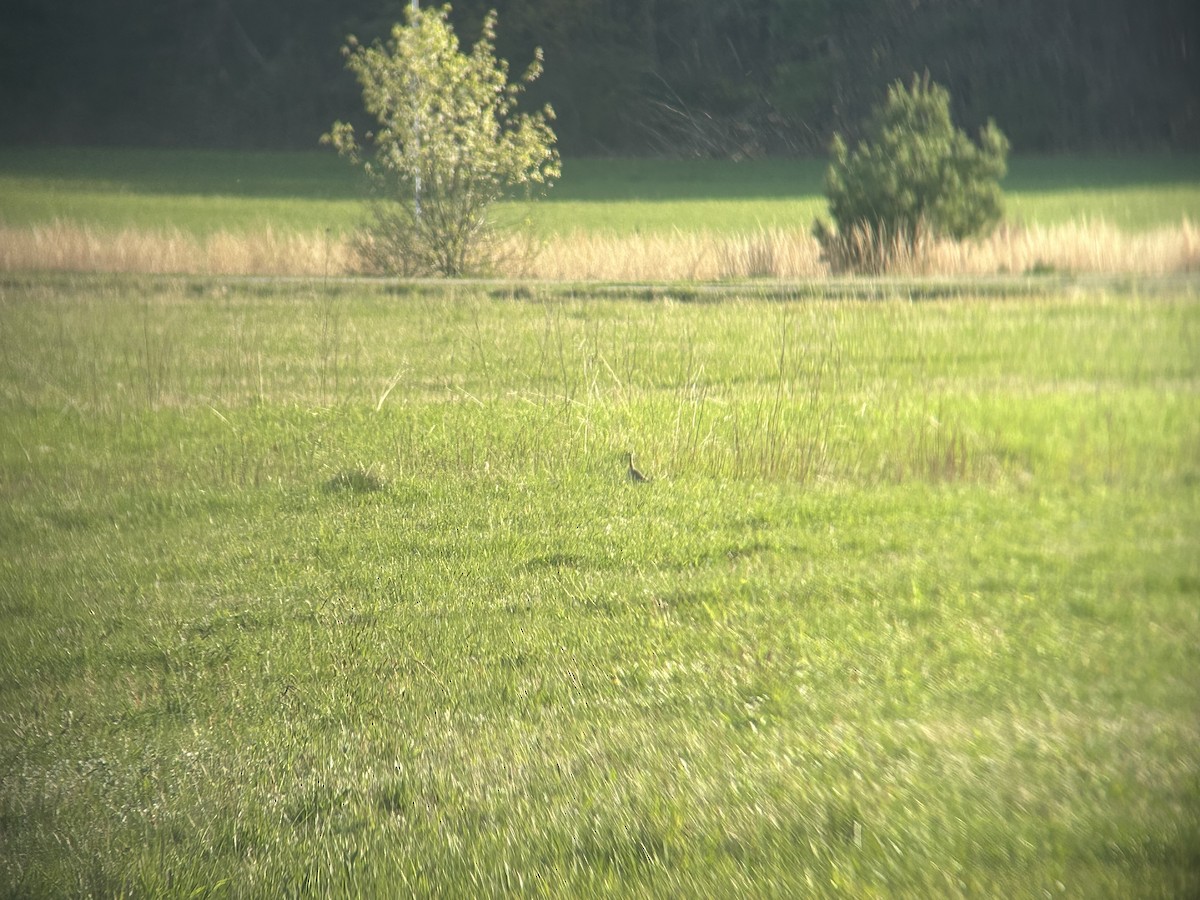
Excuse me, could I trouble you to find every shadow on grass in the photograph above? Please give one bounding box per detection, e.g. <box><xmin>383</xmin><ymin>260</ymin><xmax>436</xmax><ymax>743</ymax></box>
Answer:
<box><xmin>3</xmin><ymin>148</ymin><xmax>1194</xmax><ymax>205</ymax></box>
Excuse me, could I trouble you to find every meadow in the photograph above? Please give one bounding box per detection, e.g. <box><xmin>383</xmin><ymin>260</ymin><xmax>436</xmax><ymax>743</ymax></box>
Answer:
<box><xmin>2</xmin><ymin>148</ymin><xmax>1199</xmax><ymax>235</ymax></box>
<box><xmin>1</xmin><ymin>149</ymin><xmax>1198</xmax><ymax>279</ymax></box>
<box><xmin>1</xmin><ymin>272</ymin><xmax>1198</xmax><ymax>896</ymax></box>
<box><xmin>2</xmin><ymin>148</ymin><xmax>1199</xmax><ymax>895</ymax></box>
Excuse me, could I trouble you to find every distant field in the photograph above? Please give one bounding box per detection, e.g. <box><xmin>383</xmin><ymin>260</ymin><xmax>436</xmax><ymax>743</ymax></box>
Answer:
<box><xmin>1</xmin><ymin>275</ymin><xmax>1198</xmax><ymax>896</ymax></box>
<box><xmin>1</xmin><ymin>147</ymin><xmax>1198</xmax><ymax>236</ymax></box>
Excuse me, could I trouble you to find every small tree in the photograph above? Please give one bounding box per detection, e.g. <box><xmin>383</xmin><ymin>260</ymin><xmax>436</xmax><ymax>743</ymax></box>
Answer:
<box><xmin>322</xmin><ymin>5</ymin><xmax>560</xmax><ymax>277</ymax></box>
<box><xmin>813</xmin><ymin>75</ymin><xmax>1009</xmax><ymax>273</ymax></box>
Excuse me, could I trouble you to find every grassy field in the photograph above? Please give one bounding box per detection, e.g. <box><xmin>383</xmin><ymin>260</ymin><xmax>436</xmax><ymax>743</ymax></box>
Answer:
<box><xmin>1</xmin><ymin>148</ymin><xmax>1198</xmax><ymax>237</ymax></box>
<box><xmin>1</xmin><ymin>273</ymin><xmax>1198</xmax><ymax>896</ymax></box>
<box><xmin>2</xmin><ymin>149</ymin><xmax>1197</xmax><ymax>280</ymax></box>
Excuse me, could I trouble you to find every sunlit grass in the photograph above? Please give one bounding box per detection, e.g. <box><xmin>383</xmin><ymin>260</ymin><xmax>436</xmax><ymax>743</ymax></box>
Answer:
<box><xmin>4</xmin><ymin>218</ymin><xmax>1194</xmax><ymax>279</ymax></box>
<box><xmin>1</xmin><ymin>149</ymin><xmax>1197</xmax><ymax>237</ymax></box>
<box><xmin>1</xmin><ymin>275</ymin><xmax>1197</xmax><ymax>895</ymax></box>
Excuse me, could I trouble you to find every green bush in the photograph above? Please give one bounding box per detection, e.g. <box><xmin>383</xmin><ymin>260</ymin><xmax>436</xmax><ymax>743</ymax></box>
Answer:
<box><xmin>814</xmin><ymin>75</ymin><xmax>1009</xmax><ymax>273</ymax></box>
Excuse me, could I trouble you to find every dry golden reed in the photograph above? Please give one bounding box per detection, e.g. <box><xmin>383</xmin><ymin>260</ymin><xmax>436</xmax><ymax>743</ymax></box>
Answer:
<box><xmin>2</xmin><ymin>218</ymin><xmax>1196</xmax><ymax>280</ymax></box>
<box><xmin>526</xmin><ymin>220</ymin><xmax>1199</xmax><ymax>280</ymax></box>
<box><xmin>0</xmin><ymin>221</ymin><xmax>349</xmax><ymax>278</ymax></box>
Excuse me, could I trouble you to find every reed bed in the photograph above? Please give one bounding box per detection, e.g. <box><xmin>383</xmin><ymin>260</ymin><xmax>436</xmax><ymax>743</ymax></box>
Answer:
<box><xmin>532</xmin><ymin>219</ymin><xmax>1200</xmax><ymax>279</ymax></box>
<box><xmin>0</xmin><ymin>221</ymin><xmax>350</xmax><ymax>278</ymax></box>
<box><xmin>2</xmin><ymin>217</ymin><xmax>1196</xmax><ymax>279</ymax></box>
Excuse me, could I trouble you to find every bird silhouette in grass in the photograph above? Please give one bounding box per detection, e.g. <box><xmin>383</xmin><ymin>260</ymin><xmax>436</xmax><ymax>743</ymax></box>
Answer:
<box><xmin>626</xmin><ymin>451</ymin><xmax>650</xmax><ymax>483</ymax></box>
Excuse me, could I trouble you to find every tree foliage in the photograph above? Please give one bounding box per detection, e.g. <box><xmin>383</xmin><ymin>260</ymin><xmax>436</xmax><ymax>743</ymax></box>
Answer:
<box><xmin>322</xmin><ymin>5</ymin><xmax>559</xmax><ymax>276</ymax></box>
<box><xmin>3</xmin><ymin>0</ymin><xmax>1196</xmax><ymax>154</ymax></box>
<box><xmin>814</xmin><ymin>75</ymin><xmax>1010</xmax><ymax>273</ymax></box>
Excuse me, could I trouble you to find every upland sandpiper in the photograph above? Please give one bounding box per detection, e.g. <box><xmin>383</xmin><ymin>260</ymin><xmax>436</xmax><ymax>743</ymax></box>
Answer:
<box><xmin>626</xmin><ymin>452</ymin><xmax>649</xmax><ymax>483</ymax></box>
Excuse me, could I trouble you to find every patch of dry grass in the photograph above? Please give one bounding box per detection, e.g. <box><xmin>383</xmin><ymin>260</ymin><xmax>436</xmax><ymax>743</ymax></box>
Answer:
<box><xmin>529</xmin><ymin>220</ymin><xmax>1199</xmax><ymax>280</ymax></box>
<box><xmin>917</xmin><ymin>218</ymin><xmax>1200</xmax><ymax>278</ymax></box>
<box><xmin>0</xmin><ymin>221</ymin><xmax>350</xmax><ymax>278</ymax></box>
<box><xmin>2</xmin><ymin>218</ymin><xmax>1196</xmax><ymax>280</ymax></box>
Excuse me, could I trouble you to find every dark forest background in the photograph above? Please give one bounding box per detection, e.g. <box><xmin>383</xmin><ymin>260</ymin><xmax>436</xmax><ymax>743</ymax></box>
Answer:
<box><xmin>2</xmin><ymin>0</ymin><xmax>1197</xmax><ymax>156</ymax></box>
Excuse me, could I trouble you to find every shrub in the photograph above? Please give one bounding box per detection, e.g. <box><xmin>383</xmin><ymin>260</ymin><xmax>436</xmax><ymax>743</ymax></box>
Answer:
<box><xmin>813</xmin><ymin>74</ymin><xmax>1009</xmax><ymax>273</ymax></box>
<box><xmin>322</xmin><ymin>5</ymin><xmax>560</xmax><ymax>277</ymax></box>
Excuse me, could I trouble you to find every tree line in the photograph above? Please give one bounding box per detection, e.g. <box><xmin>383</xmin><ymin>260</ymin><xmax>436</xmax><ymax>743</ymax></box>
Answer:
<box><xmin>2</xmin><ymin>0</ymin><xmax>1196</xmax><ymax>155</ymax></box>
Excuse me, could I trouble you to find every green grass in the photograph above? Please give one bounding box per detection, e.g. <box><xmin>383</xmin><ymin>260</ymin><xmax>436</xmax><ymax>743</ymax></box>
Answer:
<box><xmin>1</xmin><ymin>148</ymin><xmax>1197</xmax><ymax>237</ymax></box>
<box><xmin>0</xmin><ymin>148</ymin><xmax>365</xmax><ymax>236</ymax></box>
<box><xmin>1</xmin><ymin>273</ymin><xmax>1198</xmax><ymax>896</ymax></box>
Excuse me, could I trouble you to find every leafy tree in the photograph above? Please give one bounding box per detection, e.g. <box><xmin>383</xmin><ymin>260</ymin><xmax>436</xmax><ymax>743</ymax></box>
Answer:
<box><xmin>813</xmin><ymin>74</ymin><xmax>1010</xmax><ymax>273</ymax></box>
<box><xmin>322</xmin><ymin>5</ymin><xmax>560</xmax><ymax>276</ymax></box>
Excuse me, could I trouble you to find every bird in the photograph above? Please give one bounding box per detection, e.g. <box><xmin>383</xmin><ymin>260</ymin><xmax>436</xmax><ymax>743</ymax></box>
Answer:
<box><xmin>626</xmin><ymin>451</ymin><xmax>649</xmax><ymax>483</ymax></box>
